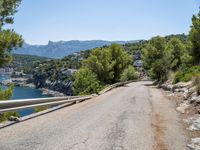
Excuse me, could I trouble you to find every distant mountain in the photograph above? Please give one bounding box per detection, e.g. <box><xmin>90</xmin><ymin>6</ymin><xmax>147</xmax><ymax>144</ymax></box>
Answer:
<box><xmin>13</xmin><ymin>40</ymin><xmax>138</xmax><ymax>58</ymax></box>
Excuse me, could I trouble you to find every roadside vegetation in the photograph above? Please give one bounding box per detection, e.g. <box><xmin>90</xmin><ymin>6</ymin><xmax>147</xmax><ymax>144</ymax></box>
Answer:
<box><xmin>0</xmin><ymin>0</ymin><xmax>23</xmax><ymax>122</ymax></box>
<box><xmin>0</xmin><ymin>84</ymin><xmax>20</xmax><ymax>122</ymax></box>
<box><xmin>142</xmin><ymin>8</ymin><xmax>200</xmax><ymax>91</ymax></box>
<box><xmin>72</xmin><ymin>44</ymin><xmax>137</xmax><ymax>95</ymax></box>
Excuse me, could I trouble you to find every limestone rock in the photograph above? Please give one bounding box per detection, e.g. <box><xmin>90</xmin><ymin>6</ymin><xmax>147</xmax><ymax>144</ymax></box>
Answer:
<box><xmin>173</xmin><ymin>81</ymin><xmax>192</xmax><ymax>89</ymax></box>
<box><xmin>187</xmin><ymin>116</ymin><xmax>200</xmax><ymax>131</ymax></box>
<box><xmin>190</xmin><ymin>96</ymin><xmax>200</xmax><ymax>104</ymax></box>
<box><xmin>9</xmin><ymin>116</ymin><xmax>20</xmax><ymax>122</ymax></box>
<box><xmin>176</xmin><ymin>102</ymin><xmax>190</xmax><ymax>114</ymax></box>
<box><xmin>187</xmin><ymin>138</ymin><xmax>200</xmax><ymax>150</ymax></box>
<box><xmin>160</xmin><ymin>83</ymin><xmax>174</xmax><ymax>91</ymax></box>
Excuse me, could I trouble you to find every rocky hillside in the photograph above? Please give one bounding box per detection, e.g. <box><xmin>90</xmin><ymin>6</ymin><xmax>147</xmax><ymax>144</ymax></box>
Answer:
<box><xmin>159</xmin><ymin>80</ymin><xmax>200</xmax><ymax>149</ymax></box>
<box><xmin>29</xmin><ymin>51</ymin><xmax>88</xmax><ymax>95</ymax></box>
<box><xmin>5</xmin><ymin>54</ymin><xmax>51</xmax><ymax>74</ymax></box>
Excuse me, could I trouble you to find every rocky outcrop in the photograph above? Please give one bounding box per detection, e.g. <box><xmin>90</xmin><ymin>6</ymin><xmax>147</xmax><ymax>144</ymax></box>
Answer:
<box><xmin>187</xmin><ymin>137</ymin><xmax>200</xmax><ymax>150</ymax></box>
<box><xmin>160</xmin><ymin>80</ymin><xmax>200</xmax><ymax>149</ymax></box>
<box><xmin>30</xmin><ymin>76</ymin><xmax>73</xmax><ymax>96</ymax></box>
<box><xmin>41</xmin><ymin>88</ymin><xmax>65</xmax><ymax>97</ymax></box>
<box><xmin>176</xmin><ymin>101</ymin><xmax>190</xmax><ymax>114</ymax></box>
<box><xmin>2</xmin><ymin>78</ymin><xmax>36</xmax><ymax>88</ymax></box>
<box><xmin>160</xmin><ymin>81</ymin><xmax>199</xmax><ymax>113</ymax></box>
<box><xmin>160</xmin><ymin>81</ymin><xmax>193</xmax><ymax>92</ymax></box>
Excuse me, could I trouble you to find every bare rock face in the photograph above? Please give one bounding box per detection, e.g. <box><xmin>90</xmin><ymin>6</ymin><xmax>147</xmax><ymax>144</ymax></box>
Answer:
<box><xmin>32</xmin><ymin>75</ymin><xmax>73</xmax><ymax>95</ymax></box>
<box><xmin>173</xmin><ymin>81</ymin><xmax>193</xmax><ymax>89</ymax></box>
<box><xmin>187</xmin><ymin>87</ymin><xmax>197</xmax><ymax>99</ymax></box>
<box><xmin>160</xmin><ymin>83</ymin><xmax>174</xmax><ymax>91</ymax></box>
<box><xmin>187</xmin><ymin>138</ymin><xmax>200</xmax><ymax>150</ymax></box>
<box><xmin>176</xmin><ymin>102</ymin><xmax>190</xmax><ymax>114</ymax></box>
<box><xmin>184</xmin><ymin>115</ymin><xmax>200</xmax><ymax>131</ymax></box>
<box><xmin>174</xmin><ymin>88</ymin><xmax>188</xmax><ymax>93</ymax></box>
<box><xmin>190</xmin><ymin>96</ymin><xmax>200</xmax><ymax>105</ymax></box>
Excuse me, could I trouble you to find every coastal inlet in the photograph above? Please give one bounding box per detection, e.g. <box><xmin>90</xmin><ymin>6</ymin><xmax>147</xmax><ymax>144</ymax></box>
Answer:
<box><xmin>0</xmin><ymin>75</ymin><xmax>53</xmax><ymax>117</ymax></box>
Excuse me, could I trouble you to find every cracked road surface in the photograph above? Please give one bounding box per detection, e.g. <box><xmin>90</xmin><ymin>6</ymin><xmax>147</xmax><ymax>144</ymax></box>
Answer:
<box><xmin>0</xmin><ymin>81</ymin><xmax>188</xmax><ymax>150</ymax></box>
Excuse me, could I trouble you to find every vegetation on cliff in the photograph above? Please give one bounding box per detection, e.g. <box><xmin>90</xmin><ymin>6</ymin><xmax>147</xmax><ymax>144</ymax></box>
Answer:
<box><xmin>6</xmin><ymin>54</ymin><xmax>50</xmax><ymax>74</ymax></box>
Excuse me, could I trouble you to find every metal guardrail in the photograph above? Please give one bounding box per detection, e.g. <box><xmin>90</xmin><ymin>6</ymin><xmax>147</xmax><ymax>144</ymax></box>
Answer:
<box><xmin>0</xmin><ymin>80</ymin><xmax>135</xmax><ymax>114</ymax></box>
<box><xmin>0</xmin><ymin>96</ymin><xmax>93</xmax><ymax>113</ymax></box>
<box><xmin>98</xmin><ymin>80</ymin><xmax>136</xmax><ymax>94</ymax></box>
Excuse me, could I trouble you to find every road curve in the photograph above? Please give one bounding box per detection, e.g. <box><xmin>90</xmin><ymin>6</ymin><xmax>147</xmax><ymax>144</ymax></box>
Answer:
<box><xmin>0</xmin><ymin>81</ymin><xmax>188</xmax><ymax>150</ymax></box>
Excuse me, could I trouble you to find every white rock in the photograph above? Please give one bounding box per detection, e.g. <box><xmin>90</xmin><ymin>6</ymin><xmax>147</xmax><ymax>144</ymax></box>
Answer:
<box><xmin>190</xmin><ymin>96</ymin><xmax>200</xmax><ymax>104</ymax></box>
<box><xmin>174</xmin><ymin>88</ymin><xmax>188</xmax><ymax>93</ymax></box>
<box><xmin>9</xmin><ymin>116</ymin><xmax>20</xmax><ymax>122</ymax></box>
<box><xmin>187</xmin><ymin>117</ymin><xmax>200</xmax><ymax>131</ymax></box>
<box><xmin>187</xmin><ymin>138</ymin><xmax>200</xmax><ymax>150</ymax></box>
<box><xmin>167</xmin><ymin>93</ymin><xmax>175</xmax><ymax>97</ymax></box>
<box><xmin>176</xmin><ymin>102</ymin><xmax>190</xmax><ymax>114</ymax></box>
<box><xmin>173</xmin><ymin>81</ymin><xmax>193</xmax><ymax>89</ymax></box>
<box><xmin>160</xmin><ymin>83</ymin><xmax>173</xmax><ymax>91</ymax></box>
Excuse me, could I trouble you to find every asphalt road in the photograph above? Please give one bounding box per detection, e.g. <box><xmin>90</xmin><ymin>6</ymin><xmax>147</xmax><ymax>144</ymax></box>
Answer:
<box><xmin>0</xmin><ymin>81</ymin><xmax>188</xmax><ymax>150</ymax></box>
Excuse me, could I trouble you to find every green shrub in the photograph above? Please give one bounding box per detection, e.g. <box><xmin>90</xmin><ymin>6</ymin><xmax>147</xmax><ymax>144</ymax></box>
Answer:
<box><xmin>72</xmin><ymin>68</ymin><xmax>103</xmax><ymax>95</ymax></box>
<box><xmin>142</xmin><ymin>36</ymin><xmax>171</xmax><ymax>82</ymax></box>
<box><xmin>120</xmin><ymin>66</ymin><xmax>137</xmax><ymax>82</ymax></box>
<box><xmin>193</xmin><ymin>74</ymin><xmax>200</xmax><ymax>95</ymax></box>
<box><xmin>34</xmin><ymin>106</ymin><xmax>49</xmax><ymax>113</ymax></box>
<box><xmin>0</xmin><ymin>112</ymin><xmax>20</xmax><ymax>122</ymax></box>
<box><xmin>173</xmin><ymin>66</ymin><xmax>200</xmax><ymax>84</ymax></box>
<box><xmin>0</xmin><ymin>85</ymin><xmax>20</xmax><ymax>122</ymax></box>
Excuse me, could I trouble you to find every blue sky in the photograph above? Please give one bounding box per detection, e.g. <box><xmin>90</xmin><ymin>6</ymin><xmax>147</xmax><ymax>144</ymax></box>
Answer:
<box><xmin>9</xmin><ymin>0</ymin><xmax>200</xmax><ymax>44</ymax></box>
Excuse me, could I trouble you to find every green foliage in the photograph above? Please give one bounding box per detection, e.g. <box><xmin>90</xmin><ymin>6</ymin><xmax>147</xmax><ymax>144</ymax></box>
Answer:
<box><xmin>142</xmin><ymin>36</ymin><xmax>171</xmax><ymax>82</ymax></box>
<box><xmin>73</xmin><ymin>44</ymin><xmax>133</xmax><ymax>95</ymax></box>
<box><xmin>110</xmin><ymin>44</ymin><xmax>132</xmax><ymax>83</ymax></box>
<box><xmin>123</xmin><ymin>40</ymin><xmax>147</xmax><ymax>55</ymax></box>
<box><xmin>84</xmin><ymin>44</ymin><xmax>132</xmax><ymax>84</ymax></box>
<box><xmin>0</xmin><ymin>111</ymin><xmax>19</xmax><ymax>122</ymax></box>
<box><xmin>0</xmin><ymin>84</ymin><xmax>13</xmax><ymax>99</ymax></box>
<box><xmin>188</xmin><ymin>8</ymin><xmax>200</xmax><ymax>64</ymax></box>
<box><xmin>173</xmin><ymin>66</ymin><xmax>200</xmax><ymax>84</ymax></box>
<box><xmin>0</xmin><ymin>0</ymin><xmax>22</xmax><ymax>122</ymax></box>
<box><xmin>34</xmin><ymin>106</ymin><xmax>49</xmax><ymax>113</ymax></box>
<box><xmin>84</xmin><ymin>47</ymin><xmax>114</xmax><ymax>84</ymax></box>
<box><xmin>6</xmin><ymin>54</ymin><xmax>50</xmax><ymax>74</ymax></box>
<box><xmin>166</xmin><ymin>37</ymin><xmax>190</xmax><ymax>70</ymax></box>
<box><xmin>120</xmin><ymin>65</ymin><xmax>137</xmax><ymax>82</ymax></box>
<box><xmin>193</xmin><ymin>74</ymin><xmax>200</xmax><ymax>95</ymax></box>
<box><xmin>72</xmin><ymin>68</ymin><xmax>102</xmax><ymax>95</ymax></box>
<box><xmin>0</xmin><ymin>0</ymin><xmax>21</xmax><ymax>27</ymax></box>
<box><xmin>0</xmin><ymin>0</ymin><xmax>23</xmax><ymax>67</ymax></box>
<box><xmin>164</xmin><ymin>34</ymin><xmax>187</xmax><ymax>43</ymax></box>
<box><xmin>32</xmin><ymin>55</ymin><xmax>83</xmax><ymax>88</ymax></box>
<box><xmin>0</xmin><ymin>85</ymin><xmax>20</xmax><ymax>122</ymax></box>
<box><xmin>122</xmin><ymin>34</ymin><xmax>187</xmax><ymax>56</ymax></box>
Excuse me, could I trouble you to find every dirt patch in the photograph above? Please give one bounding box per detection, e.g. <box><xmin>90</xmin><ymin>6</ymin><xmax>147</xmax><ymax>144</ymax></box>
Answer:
<box><xmin>151</xmin><ymin>113</ymin><xmax>168</xmax><ymax>150</ymax></box>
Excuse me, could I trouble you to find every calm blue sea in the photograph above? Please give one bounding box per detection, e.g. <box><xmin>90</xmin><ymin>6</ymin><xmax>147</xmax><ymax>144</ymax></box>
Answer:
<box><xmin>0</xmin><ymin>75</ymin><xmax>51</xmax><ymax>117</ymax></box>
